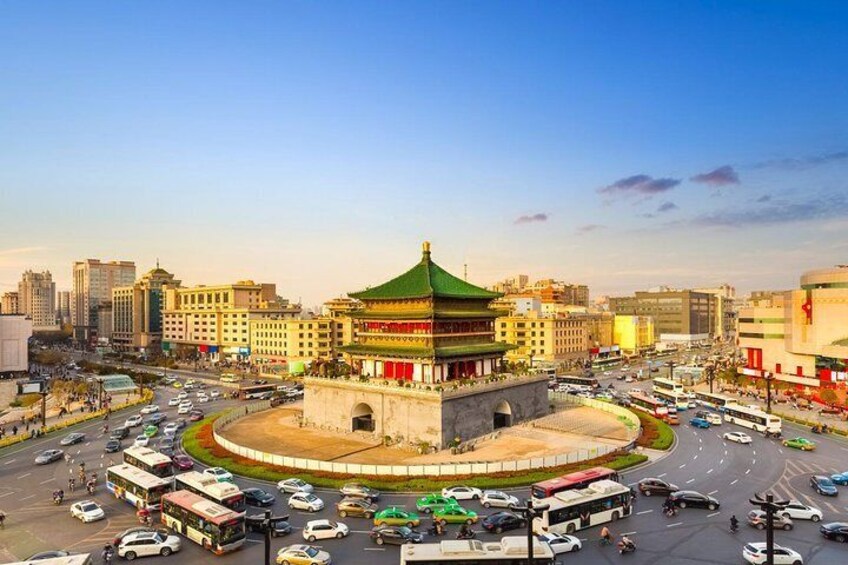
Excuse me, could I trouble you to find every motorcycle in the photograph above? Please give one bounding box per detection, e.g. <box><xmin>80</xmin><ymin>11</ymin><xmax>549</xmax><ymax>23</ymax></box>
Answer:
<box><xmin>618</xmin><ymin>540</ymin><xmax>636</xmax><ymax>555</ymax></box>
<box><xmin>426</xmin><ymin>524</ymin><xmax>446</xmax><ymax>537</ymax></box>
<box><xmin>663</xmin><ymin>506</ymin><xmax>678</xmax><ymax>517</ymax></box>
<box><xmin>456</xmin><ymin>529</ymin><xmax>477</xmax><ymax>540</ymax></box>
<box><xmin>53</xmin><ymin>494</ymin><xmax>63</xmax><ymax>505</ymax></box>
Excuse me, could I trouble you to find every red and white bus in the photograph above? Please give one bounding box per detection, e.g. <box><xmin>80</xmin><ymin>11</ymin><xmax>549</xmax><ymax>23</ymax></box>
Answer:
<box><xmin>531</xmin><ymin>466</ymin><xmax>620</xmax><ymax>500</ymax></box>
<box><xmin>160</xmin><ymin>490</ymin><xmax>245</xmax><ymax>554</ymax></box>
<box><xmin>628</xmin><ymin>391</ymin><xmax>669</xmax><ymax>420</ymax></box>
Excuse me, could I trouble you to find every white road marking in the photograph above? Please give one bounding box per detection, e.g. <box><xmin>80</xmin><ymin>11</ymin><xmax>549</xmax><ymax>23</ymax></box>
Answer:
<box><xmin>0</xmin><ymin>492</ymin><xmax>14</xmax><ymax>498</ymax></box>
<box><xmin>636</xmin><ymin>510</ymin><xmax>653</xmax><ymax>515</ymax></box>
<box><xmin>724</xmin><ymin>450</ymin><xmax>728</xmax><ymax>456</ymax></box>
<box><xmin>658</xmin><ymin>473</ymin><xmax>667</xmax><ymax>478</ymax></box>
<box><xmin>621</xmin><ymin>531</ymin><xmax>637</xmax><ymax>536</ymax></box>
<box><xmin>707</xmin><ymin>511</ymin><xmax>721</xmax><ymax>518</ymax></box>
<box><xmin>693</xmin><ymin>455</ymin><xmax>698</xmax><ymax>461</ymax></box>
<box><xmin>85</xmin><ymin>442</ymin><xmax>90</xmax><ymax>447</ymax></box>
<box><xmin>679</xmin><ymin>464</ymin><xmax>687</xmax><ymax>469</ymax></box>
<box><xmin>686</xmin><ymin>479</ymin><xmax>695</xmax><ymax>484</ymax></box>
<box><xmin>730</xmin><ymin>479</ymin><xmax>739</xmax><ymax>485</ymax></box>
<box><xmin>17</xmin><ymin>473</ymin><xmax>31</xmax><ymax>479</ymax></box>
<box><xmin>20</xmin><ymin>494</ymin><xmax>35</xmax><ymax>501</ymax></box>
<box><xmin>708</xmin><ymin>490</ymin><xmax>718</xmax><ymax>495</ymax></box>
<box><xmin>752</xmin><ymin>459</ymin><xmax>756</xmax><ymax>465</ymax></box>
<box><xmin>753</xmin><ymin>450</ymin><xmax>756</xmax><ymax>455</ymax></box>
<box><xmin>627</xmin><ymin>482</ymin><xmax>638</xmax><ymax>486</ymax></box>
<box><xmin>720</xmin><ymin>459</ymin><xmax>724</xmax><ymax>465</ymax></box>
<box><xmin>779</xmin><ymin>448</ymin><xmax>784</xmax><ymax>454</ymax></box>
<box><xmin>699</xmin><ymin>446</ymin><xmax>703</xmax><ymax>451</ymax></box>
<box><xmin>666</xmin><ymin>522</ymin><xmax>683</xmax><ymax>528</ymax></box>
<box><xmin>746</xmin><ymin>469</ymin><xmax>751</xmax><ymax>475</ymax></box>
<box><xmin>363</xmin><ymin>548</ymin><xmax>386</xmax><ymax>551</ymax></box>
<box><xmin>707</xmin><ymin>469</ymin><xmax>714</xmax><ymax>474</ymax></box>
<box><xmin>698</xmin><ymin>438</ymin><xmax>702</xmax><ymax>443</ymax></box>
<box><xmin>39</xmin><ymin>478</ymin><xmax>54</xmax><ymax>485</ymax></box>
<box><xmin>3</xmin><ymin>459</ymin><xmax>16</xmax><ymax>465</ymax></box>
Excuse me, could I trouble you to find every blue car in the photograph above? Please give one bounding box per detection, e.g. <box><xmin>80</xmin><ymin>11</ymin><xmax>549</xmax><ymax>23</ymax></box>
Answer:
<box><xmin>811</xmin><ymin>475</ymin><xmax>839</xmax><ymax>496</ymax></box>
<box><xmin>831</xmin><ymin>472</ymin><xmax>848</xmax><ymax>486</ymax></box>
<box><xmin>690</xmin><ymin>417</ymin><xmax>711</xmax><ymax>429</ymax></box>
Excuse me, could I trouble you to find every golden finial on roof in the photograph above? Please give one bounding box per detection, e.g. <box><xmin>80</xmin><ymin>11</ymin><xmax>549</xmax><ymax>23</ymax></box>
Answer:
<box><xmin>422</xmin><ymin>240</ymin><xmax>431</xmax><ymax>261</ymax></box>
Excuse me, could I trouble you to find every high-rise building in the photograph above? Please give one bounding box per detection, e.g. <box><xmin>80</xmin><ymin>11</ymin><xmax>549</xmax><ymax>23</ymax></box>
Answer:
<box><xmin>56</xmin><ymin>290</ymin><xmax>71</xmax><ymax>325</ymax></box>
<box><xmin>738</xmin><ymin>265</ymin><xmax>848</xmax><ymax>389</ymax></box>
<box><xmin>72</xmin><ymin>259</ymin><xmax>136</xmax><ymax>341</ymax></box>
<box><xmin>0</xmin><ymin>314</ymin><xmax>33</xmax><ymax>373</ymax></box>
<box><xmin>614</xmin><ymin>315</ymin><xmax>656</xmax><ymax>355</ymax></box>
<box><xmin>161</xmin><ymin>280</ymin><xmax>301</xmax><ymax>361</ymax></box>
<box><xmin>609</xmin><ymin>289</ymin><xmax>716</xmax><ymax>341</ymax></box>
<box><xmin>694</xmin><ymin>284</ymin><xmax>737</xmax><ymax>340</ymax></box>
<box><xmin>18</xmin><ymin>270</ymin><xmax>58</xmax><ymax>331</ymax></box>
<box><xmin>1</xmin><ymin>292</ymin><xmax>19</xmax><ymax>315</ymax></box>
<box><xmin>250</xmin><ymin>315</ymin><xmax>347</xmax><ymax>366</ymax></box>
<box><xmin>112</xmin><ymin>266</ymin><xmax>181</xmax><ymax>352</ymax></box>
<box><xmin>497</xmin><ymin>312</ymin><xmax>588</xmax><ymax>363</ymax></box>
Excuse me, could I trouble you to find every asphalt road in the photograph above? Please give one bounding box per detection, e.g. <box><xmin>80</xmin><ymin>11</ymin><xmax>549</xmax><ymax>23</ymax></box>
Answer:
<box><xmin>2</xmin><ymin>369</ymin><xmax>848</xmax><ymax>564</ymax></box>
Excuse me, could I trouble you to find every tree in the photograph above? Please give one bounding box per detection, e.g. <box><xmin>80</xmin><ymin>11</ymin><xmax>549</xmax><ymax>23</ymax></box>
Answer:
<box><xmin>820</xmin><ymin>388</ymin><xmax>838</xmax><ymax>406</ymax></box>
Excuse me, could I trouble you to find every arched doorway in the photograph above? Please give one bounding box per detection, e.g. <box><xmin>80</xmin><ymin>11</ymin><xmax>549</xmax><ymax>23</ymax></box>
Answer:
<box><xmin>351</xmin><ymin>403</ymin><xmax>375</xmax><ymax>432</ymax></box>
<box><xmin>493</xmin><ymin>399</ymin><xmax>512</xmax><ymax>429</ymax></box>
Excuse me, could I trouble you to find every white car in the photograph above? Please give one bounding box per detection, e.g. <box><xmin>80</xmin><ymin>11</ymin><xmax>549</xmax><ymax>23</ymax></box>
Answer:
<box><xmin>481</xmin><ymin>490</ymin><xmax>519</xmax><ymax>509</ymax></box>
<box><xmin>178</xmin><ymin>392</ymin><xmax>189</xmax><ymax>400</ymax></box>
<box><xmin>538</xmin><ymin>532</ymin><xmax>582</xmax><ymax>554</ymax></box>
<box><xmin>70</xmin><ymin>500</ymin><xmax>106</xmax><ymax>523</ymax></box>
<box><xmin>197</xmin><ymin>395</ymin><xmax>210</xmax><ymax>403</ymax></box>
<box><xmin>140</xmin><ymin>405</ymin><xmax>159</xmax><ymax>415</ymax></box>
<box><xmin>118</xmin><ymin>530</ymin><xmax>181</xmax><ymax>559</ymax></box>
<box><xmin>743</xmin><ymin>542</ymin><xmax>803</xmax><ymax>565</ymax></box>
<box><xmin>624</xmin><ymin>376</ymin><xmax>635</xmax><ymax>383</ymax></box>
<box><xmin>289</xmin><ymin>493</ymin><xmax>324</xmax><ymax>512</ymax></box>
<box><xmin>441</xmin><ymin>486</ymin><xmax>483</xmax><ymax>501</ymax></box>
<box><xmin>202</xmin><ymin>467</ymin><xmax>233</xmax><ymax>482</ymax></box>
<box><xmin>209</xmin><ymin>390</ymin><xmax>221</xmax><ymax>399</ymax></box>
<box><xmin>196</xmin><ymin>390</ymin><xmax>208</xmax><ymax>397</ymax></box>
<box><xmin>134</xmin><ymin>435</ymin><xmax>150</xmax><ymax>447</ymax></box>
<box><xmin>177</xmin><ymin>404</ymin><xmax>193</xmax><ymax>415</ymax></box>
<box><xmin>163</xmin><ymin>423</ymin><xmax>179</xmax><ymax>436</ymax></box>
<box><xmin>278</xmin><ymin>478</ymin><xmax>314</xmax><ymax>494</ymax></box>
<box><xmin>780</xmin><ymin>500</ymin><xmax>823</xmax><ymax>522</ymax></box>
<box><xmin>302</xmin><ymin>519</ymin><xmax>349</xmax><ymax>542</ymax></box>
<box><xmin>125</xmin><ymin>415</ymin><xmax>144</xmax><ymax>428</ymax></box>
<box><xmin>167</xmin><ymin>397</ymin><xmax>181</xmax><ymax>407</ymax></box>
<box><xmin>723</xmin><ymin>431</ymin><xmax>753</xmax><ymax>444</ymax></box>
<box><xmin>705</xmin><ymin>413</ymin><xmax>722</xmax><ymax>425</ymax></box>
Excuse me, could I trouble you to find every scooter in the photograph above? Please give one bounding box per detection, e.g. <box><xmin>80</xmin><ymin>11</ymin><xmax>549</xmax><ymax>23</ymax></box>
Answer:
<box><xmin>663</xmin><ymin>506</ymin><xmax>678</xmax><ymax>517</ymax></box>
<box><xmin>618</xmin><ymin>540</ymin><xmax>636</xmax><ymax>555</ymax></box>
<box><xmin>426</xmin><ymin>524</ymin><xmax>446</xmax><ymax>537</ymax></box>
<box><xmin>456</xmin><ymin>529</ymin><xmax>477</xmax><ymax>540</ymax></box>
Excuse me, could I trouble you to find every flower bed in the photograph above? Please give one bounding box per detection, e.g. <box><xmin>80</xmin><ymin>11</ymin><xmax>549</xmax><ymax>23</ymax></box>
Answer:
<box><xmin>633</xmin><ymin>410</ymin><xmax>675</xmax><ymax>450</ymax></box>
<box><xmin>183</xmin><ymin>414</ymin><xmax>648</xmax><ymax>491</ymax></box>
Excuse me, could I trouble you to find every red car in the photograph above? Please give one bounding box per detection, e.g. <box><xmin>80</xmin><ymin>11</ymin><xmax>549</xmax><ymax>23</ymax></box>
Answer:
<box><xmin>172</xmin><ymin>454</ymin><xmax>194</xmax><ymax>470</ymax></box>
<box><xmin>189</xmin><ymin>410</ymin><xmax>205</xmax><ymax>422</ymax></box>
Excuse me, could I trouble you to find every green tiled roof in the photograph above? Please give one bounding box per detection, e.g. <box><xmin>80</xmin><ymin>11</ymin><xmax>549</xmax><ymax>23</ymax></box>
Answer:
<box><xmin>338</xmin><ymin>342</ymin><xmax>514</xmax><ymax>359</ymax></box>
<box><xmin>349</xmin><ymin>244</ymin><xmax>501</xmax><ymax>301</ymax></box>
<box><xmin>348</xmin><ymin>309</ymin><xmax>506</xmax><ymax>320</ymax></box>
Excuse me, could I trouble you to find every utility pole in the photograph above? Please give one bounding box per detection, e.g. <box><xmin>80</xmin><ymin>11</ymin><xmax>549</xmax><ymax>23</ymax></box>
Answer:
<box><xmin>512</xmin><ymin>498</ymin><xmax>549</xmax><ymax>564</ymax></box>
<box><xmin>750</xmin><ymin>493</ymin><xmax>789</xmax><ymax>565</ymax></box>
<box><xmin>41</xmin><ymin>390</ymin><xmax>48</xmax><ymax>427</ymax></box>
<box><xmin>763</xmin><ymin>371</ymin><xmax>773</xmax><ymax>413</ymax></box>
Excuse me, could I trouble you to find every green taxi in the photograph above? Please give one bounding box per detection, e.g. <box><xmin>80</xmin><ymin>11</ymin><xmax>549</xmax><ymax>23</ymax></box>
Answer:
<box><xmin>415</xmin><ymin>494</ymin><xmax>457</xmax><ymax>514</ymax></box>
<box><xmin>373</xmin><ymin>507</ymin><xmax>421</xmax><ymax>527</ymax></box>
<box><xmin>783</xmin><ymin>437</ymin><xmax>816</xmax><ymax>451</ymax></box>
<box><xmin>143</xmin><ymin>425</ymin><xmax>158</xmax><ymax>438</ymax></box>
<box><xmin>433</xmin><ymin>505</ymin><xmax>478</xmax><ymax>525</ymax></box>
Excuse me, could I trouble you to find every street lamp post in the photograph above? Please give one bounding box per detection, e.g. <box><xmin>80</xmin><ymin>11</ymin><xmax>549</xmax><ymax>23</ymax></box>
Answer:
<box><xmin>512</xmin><ymin>498</ymin><xmax>549</xmax><ymax>564</ymax></box>
<box><xmin>40</xmin><ymin>390</ymin><xmax>48</xmax><ymax>427</ymax></box>
<box><xmin>707</xmin><ymin>363</ymin><xmax>716</xmax><ymax>394</ymax></box>
<box><xmin>749</xmin><ymin>493</ymin><xmax>789</xmax><ymax>565</ymax></box>
<box><xmin>763</xmin><ymin>371</ymin><xmax>773</xmax><ymax>414</ymax></box>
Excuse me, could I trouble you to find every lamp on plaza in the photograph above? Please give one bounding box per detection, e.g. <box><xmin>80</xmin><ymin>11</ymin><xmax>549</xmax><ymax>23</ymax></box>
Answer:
<box><xmin>749</xmin><ymin>492</ymin><xmax>789</xmax><ymax>565</ymax></box>
<box><xmin>511</xmin><ymin>498</ymin><xmax>549</xmax><ymax>564</ymax></box>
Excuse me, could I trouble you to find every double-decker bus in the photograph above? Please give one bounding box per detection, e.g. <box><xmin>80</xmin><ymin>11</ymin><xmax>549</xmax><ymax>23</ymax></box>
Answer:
<box><xmin>628</xmin><ymin>391</ymin><xmax>669</xmax><ymax>420</ymax></box>
<box><xmin>400</xmin><ymin>536</ymin><xmax>555</xmax><ymax>565</ymax></box>
<box><xmin>555</xmin><ymin>375</ymin><xmax>600</xmax><ymax>390</ymax></box>
<box><xmin>723</xmin><ymin>404</ymin><xmax>782</xmax><ymax>434</ymax></box>
<box><xmin>123</xmin><ymin>446</ymin><xmax>173</xmax><ymax>478</ymax></box>
<box><xmin>533</xmin><ymin>480</ymin><xmax>632</xmax><ymax>535</ymax></box>
<box><xmin>531</xmin><ymin>466</ymin><xmax>619</xmax><ymax>500</ymax></box>
<box><xmin>695</xmin><ymin>391</ymin><xmax>738</xmax><ymax>412</ymax></box>
<box><xmin>160</xmin><ymin>490</ymin><xmax>245</xmax><ymax>554</ymax></box>
<box><xmin>175</xmin><ymin>471</ymin><xmax>246</xmax><ymax>512</ymax></box>
<box><xmin>653</xmin><ymin>389</ymin><xmax>690</xmax><ymax>411</ymax></box>
<box><xmin>106</xmin><ymin>464</ymin><xmax>174</xmax><ymax>510</ymax></box>
<box><xmin>652</xmin><ymin>377</ymin><xmax>685</xmax><ymax>394</ymax></box>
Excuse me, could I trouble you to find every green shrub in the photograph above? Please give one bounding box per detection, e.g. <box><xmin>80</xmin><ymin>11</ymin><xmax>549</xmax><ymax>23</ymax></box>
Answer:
<box><xmin>632</xmin><ymin>410</ymin><xmax>674</xmax><ymax>450</ymax></box>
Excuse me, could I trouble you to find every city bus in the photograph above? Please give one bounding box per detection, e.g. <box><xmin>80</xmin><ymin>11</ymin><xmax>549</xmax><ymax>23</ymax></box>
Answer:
<box><xmin>400</xmin><ymin>536</ymin><xmax>555</xmax><ymax>565</ymax></box>
<box><xmin>8</xmin><ymin>555</ymin><xmax>93</xmax><ymax>565</ymax></box>
<box><xmin>723</xmin><ymin>404</ymin><xmax>782</xmax><ymax>434</ymax></box>
<box><xmin>106</xmin><ymin>464</ymin><xmax>174</xmax><ymax>510</ymax></box>
<box><xmin>160</xmin><ymin>490</ymin><xmax>245</xmax><ymax>554</ymax></box>
<box><xmin>695</xmin><ymin>391</ymin><xmax>738</xmax><ymax>412</ymax></box>
<box><xmin>533</xmin><ymin>480</ymin><xmax>632</xmax><ymax>535</ymax></box>
<box><xmin>652</xmin><ymin>377</ymin><xmax>685</xmax><ymax>394</ymax></box>
<box><xmin>592</xmin><ymin>356</ymin><xmax>623</xmax><ymax>369</ymax></box>
<box><xmin>219</xmin><ymin>373</ymin><xmax>241</xmax><ymax>383</ymax></box>
<box><xmin>653</xmin><ymin>389</ymin><xmax>690</xmax><ymax>411</ymax></box>
<box><xmin>123</xmin><ymin>446</ymin><xmax>174</xmax><ymax>478</ymax></box>
<box><xmin>628</xmin><ymin>391</ymin><xmax>669</xmax><ymax>420</ymax></box>
<box><xmin>555</xmin><ymin>375</ymin><xmax>600</xmax><ymax>389</ymax></box>
<box><xmin>531</xmin><ymin>466</ymin><xmax>620</xmax><ymax>500</ymax></box>
<box><xmin>237</xmin><ymin>383</ymin><xmax>278</xmax><ymax>400</ymax></box>
<box><xmin>175</xmin><ymin>471</ymin><xmax>246</xmax><ymax>512</ymax></box>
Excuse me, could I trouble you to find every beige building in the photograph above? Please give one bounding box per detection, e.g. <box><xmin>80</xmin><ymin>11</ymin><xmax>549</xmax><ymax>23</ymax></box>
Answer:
<box><xmin>161</xmin><ymin>280</ymin><xmax>300</xmax><ymax>361</ymax></box>
<box><xmin>614</xmin><ymin>315</ymin><xmax>656</xmax><ymax>355</ymax></box>
<box><xmin>1</xmin><ymin>292</ymin><xmax>19</xmax><ymax>315</ymax></box>
<box><xmin>18</xmin><ymin>270</ymin><xmax>58</xmax><ymax>331</ymax></box>
<box><xmin>0</xmin><ymin>314</ymin><xmax>33</xmax><ymax>373</ymax></box>
<box><xmin>610</xmin><ymin>288</ymin><xmax>716</xmax><ymax>341</ymax></box>
<box><xmin>72</xmin><ymin>259</ymin><xmax>136</xmax><ymax>341</ymax></box>
<box><xmin>112</xmin><ymin>266</ymin><xmax>181</xmax><ymax>352</ymax></box>
<box><xmin>738</xmin><ymin>266</ymin><xmax>848</xmax><ymax>389</ymax></box>
<box><xmin>250</xmin><ymin>316</ymin><xmax>346</xmax><ymax>366</ymax></box>
<box><xmin>497</xmin><ymin>312</ymin><xmax>588</xmax><ymax>364</ymax></box>
<box><xmin>56</xmin><ymin>290</ymin><xmax>71</xmax><ymax>325</ymax></box>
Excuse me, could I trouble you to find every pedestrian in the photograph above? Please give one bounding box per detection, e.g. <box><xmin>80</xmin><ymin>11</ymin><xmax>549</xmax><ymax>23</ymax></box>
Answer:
<box><xmin>12</xmin><ymin>426</ymin><xmax>17</xmax><ymax>436</ymax></box>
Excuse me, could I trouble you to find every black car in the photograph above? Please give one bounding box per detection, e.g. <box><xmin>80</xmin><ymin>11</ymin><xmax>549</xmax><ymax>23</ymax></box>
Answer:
<box><xmin>811</xmin><ymin>475</ymin><xmax>839</xmax><ymax>496</ymax></box>
<box><xmin>105</xmin><ymin>439</ymin><xmax>122</xmax><ymax>453</ymax></box>
<box><xmin>638</xmin><ymin>478</ymin><xmax>679</xmax><ymax>497</ymax></box>
<box><xmin>481</xmin><ymin>511</ymin><xmax>526</xmax><ymax>534</ymax></box>
<box><xmin>26</xmin><ymin>551</ymin><xmax>71</xmax><ymax>561</ymax></box>
<box><xmin>144</xmin><ymin>413</ymin><xmax>167</xmax><ymax>425</ymax></box>
<box><xmin>669</xmin><ymin>491</ymin><xmax>720</xmax><ymax>510</ymax></box>
<box><xmin>369</xmin><ymin>525</ymin><xmax>424</xmax><ymax>546</ymax></box>
<box><xmin>820</xmin><ymin>522</ymin><xmax>848</xmax><ymax>543</ymax></box>
<box><xmin>59</xmin><ymin>432</ymin><xmax>86</xmax><ymax>446</ymax></box>
<box><xmin>246</xmin><ymin>514</ymin><xmax>291</xmax><ymax>537</ymax></box>
<box><xmin>243</xmin><ymin>487</ymin><xmax>276</xmax><ymax>507</ymax></box>
<box><xmin>158</xmin><ymin>445</ymin><xmax>175</xmax><ymax>457</ymax></box>
<box><xmin>110</xmin><ymin>427</ymin><xmax>130</xmax><ymax>440</ymax></box>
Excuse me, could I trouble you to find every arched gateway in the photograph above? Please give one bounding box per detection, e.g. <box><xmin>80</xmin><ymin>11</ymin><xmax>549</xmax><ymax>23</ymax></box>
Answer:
<box><xmin>351</xmin><ymin>403</ymin><xmax>375</xmax><ymax>432</ymax></box>
<box><xmin>493</xmin><ymin>399</ymin><xmax>512</xmax><ymax>429</ymax></box>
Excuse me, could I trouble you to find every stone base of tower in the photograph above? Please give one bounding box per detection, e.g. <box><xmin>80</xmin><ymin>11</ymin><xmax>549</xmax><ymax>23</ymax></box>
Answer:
<box><xmin>302</xmin><ymin>374</ymin><xmax>549</xmax><ymax>449</ymax></box>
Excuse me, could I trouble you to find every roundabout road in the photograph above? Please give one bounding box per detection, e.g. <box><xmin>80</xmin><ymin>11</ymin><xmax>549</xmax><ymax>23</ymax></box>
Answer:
<box><xmin>2</xmin><ymin>377</ymin><xmax>848</xmax><ymax>564</ymax></box>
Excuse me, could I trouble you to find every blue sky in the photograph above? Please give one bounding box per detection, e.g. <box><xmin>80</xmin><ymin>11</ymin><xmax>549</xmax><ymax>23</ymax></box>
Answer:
<box><xmin>1</xmin><ymin>1</ymin><xmax>847</xmax><ymax>306</ymax></box>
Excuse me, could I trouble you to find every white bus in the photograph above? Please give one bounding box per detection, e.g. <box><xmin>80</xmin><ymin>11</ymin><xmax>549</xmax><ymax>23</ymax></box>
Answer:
<box><xmin>533</xmin><ymin>480</ymin><xmax>633</xmax><ymax>535</ymax></box>
<box><xmin>400</xmin><ymin>537</ymin><xmax>555</xmax><ymax>565</ymax></box>
<box><xmin>628</xmin><ymin>391</ymin><xmax>669</xmax><ymax>420</ymax></box>
<box><xmin>723</xmin><ymin>404</ymin><xmax>782</xmax><ymax>434</ymax></box>
<box><xmin>106</xmin><ymin>464</ymin><xmax>174</xmax><ymax>510</ymax></box>
<box><xmin>123</xmin><ymin>446</ymin><xmax>174</xmax><ymax>479</ymax></box>
<box><xmin>652</xmin><ymin>377</ymin><xmax>685</xmax><ymax>394</ymax></box>
<box><xmin>161</xmin><ymin>490</ymin><xmax>245</xmax><ymax>554</ymax></box>
<box><xmin>175</xmin><ymin>471</ymin><xmax>246</xmax><ymax>512</ymax></box>
<box><xmin>653</xmin><ymin>389</ymin><xmax>690</xmax><ymax>411</ymax></box>
<box><xmin>695</xmin><ymin>391</ymin><xmax>738</xmax><ymax>412</ymax></box>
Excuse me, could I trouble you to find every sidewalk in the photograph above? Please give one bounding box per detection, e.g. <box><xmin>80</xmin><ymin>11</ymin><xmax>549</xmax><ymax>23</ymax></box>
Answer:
<box><xmin>0</xmin><ymin>391</ymin><xmax>141</xmax><ymax>435</ymax></box>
